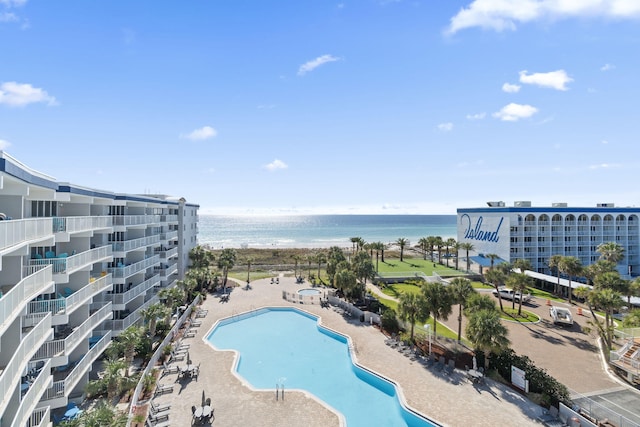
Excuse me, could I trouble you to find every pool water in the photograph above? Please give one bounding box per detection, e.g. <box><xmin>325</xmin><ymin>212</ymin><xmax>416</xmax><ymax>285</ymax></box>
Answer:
<box><xmin>207</xmin><ymin>307</ymin><xmax>438</xmax><ymax>427</ymax></box>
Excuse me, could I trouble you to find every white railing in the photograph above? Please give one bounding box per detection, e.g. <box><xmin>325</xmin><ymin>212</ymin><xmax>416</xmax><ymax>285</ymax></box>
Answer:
<box><xmin>0</xmin><ymin>217</ymin><xmax>53</xmax><ymax>252</ymax></box>
<box><xmin>53</xmin><ymin>216</ymin><xmax>112</xmax><ymax>234</ymax></box>
<box><xmin>24</xmin><ymin>403</ymin><xmax>50</xmax><ymax>427</ymax></box>
<box><xmin>29</xmin><ymin>245</ymin><xmax>113</xmax><ymax>275</ymax></box>
<box><xmin>112</xmin><ymin>235</ymin><xmax>161</xmax><ymax>253</ymax></box>
<box><xmin>160</xmin><ymin>231</ymin><xmax>178</xmax><ymax>241</ymax></box>
<box><xmin>9</xmin><ymin>359</ymin><xmax>52</xmax><ymax>427</ymax></box>
<box><xmin>110</xmin><ymin>274</ymin><xmax>160</xmax><ymax>305</ymax></box>
<box><xmin>112</xmin><ymin>215</ymin><xmax>162</xmax><ymax>226</ymax></box>
<box><xmin>0</xmin><ymin>313</ymin><xmax>52</xmax><ymax>416</ymax></box>
<box><xmin>26</xmin><ymin>273</ymin><xmax>112</xmax><ymax>317</ymax></box>
<box><xmin>109</xmin><ymin>295</ymin><xmax>159</xmax><ymax>332</ymax></box>
<box><xmin>107</xmin><ymin>255</ymin><xmax>160</xmax><ymax>279</ymax></box>
<box><xmin>0</xmin><ymin>265</ymin><xmax>52</xmax><ymax>337</ymax></box>
<box><xmin>41</xmin><ymin>332</ymin><xmax>112</xmax><ymax>401</ymax></box>
<box><xmin>159</xmin><ymin>247</ymin><xmax>178</xmax><ymax>259</ymax></box>
<box><xmin>161</xmin><ymin>214</ymin><xmax>178</xmax><ymax>223</ymax></box>
<box><xmin>31</xmin><ymin>303</ymin><xmax>112</xmax><ymax>360</ymax></box>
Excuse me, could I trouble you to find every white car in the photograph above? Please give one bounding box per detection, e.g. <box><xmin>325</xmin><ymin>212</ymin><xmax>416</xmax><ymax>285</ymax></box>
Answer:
<box><xmin>492</xmin><ymin>287</ymin><xmax>532</xmax><ymax>303</ymax></box>
<box><xmin>549</xmin><ymin>306</ymin><xmax>573</xmax><ymax>326</ymax></box>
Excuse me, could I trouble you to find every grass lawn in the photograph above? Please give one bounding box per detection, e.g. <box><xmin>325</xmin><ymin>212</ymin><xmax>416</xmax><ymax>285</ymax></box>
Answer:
<box><xmin>500</xmin><ymin>307</ymin><xmax>540</xmax><ymax>323</ymax></box>
<box><xmin>376</xmin><ymin>256</ymin><xmax>461</xmax><ymax>276</ymax></box>
<box><xmin>380</xmin><ymin>283</ymin><xmax>422</xmax><ymax>299</ymax></box>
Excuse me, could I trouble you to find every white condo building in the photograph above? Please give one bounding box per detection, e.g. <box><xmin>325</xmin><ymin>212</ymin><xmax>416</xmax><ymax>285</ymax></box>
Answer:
<box><xmin>457</xmin><ymin>201</ymin><xmax>639</xmax><ymax>279</ymax></box>
<box><xmin>0</xmin><ymin>152</ymin><xmax>198</xmax><ymax>427</ymax></box>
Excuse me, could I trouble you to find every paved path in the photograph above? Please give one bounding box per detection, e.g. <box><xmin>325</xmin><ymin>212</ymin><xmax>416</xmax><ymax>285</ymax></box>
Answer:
<box><xmin>150</xmin><ymin>277</ymin><xmax>548</xmax><ymax>427</ymax></box>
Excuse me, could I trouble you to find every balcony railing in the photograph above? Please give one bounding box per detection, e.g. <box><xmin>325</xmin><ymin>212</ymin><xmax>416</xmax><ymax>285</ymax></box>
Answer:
<box><xmin>106</xmin><ymin>296</ymin><xmax>159</xmax><ymax>332</ymax></box>
<box><xmin>112</xmin><ymin>235</ymin><xmax>161</xmax><ymax>253</ymax></box>
<box><xmin>9</xmin><ymin>359</ymin><xmax>52</xmax><ymax>427</ymax></box>
<box><xmin>31</xmin><ymin>303</ymin><xmax>112</xmax><ymax>361</ymax></box>
<box><xmin>0</xmin><ymin>313</ymin><xmax>52</xmax><ymax>416</ymax></box>
<box><xmin>27</xmin><ymin>274</ymin><xmax>112</xmax><ymax>317</ymax></box>
<box><xmin>161</xmin><ymin>214</ymin><xmax>178</xmax><ymax>223</ymax></box>
<box><xmin>109</xmin><ymin>274</ymin><xmax>160</xmax><ymax>306</ymax></box>
<box><xmin>0</xmin><ymin>265</ymin><xmax>52</xmax><ymax>337</ymax></box>
<box><xmin>112</xmin><ymin>215</ymin><xmax>162</xmax><ymax>226</ymax></box>
<box><xmin>0</xmin><ymin>217</ymin><xmax>53</xmax><ymax>252</ymax></box>
<box><xmin>29</xmin><ymin>245</ymin><xmax>113</xmax><ymax>275</ymax></box>
<box><xmin>107</xmin><ymin>255</ymin><xmax>160</xmax><ymax>279</ymax></box>
<box><xmin>160</xmin><ymin>231</ymin><xmax>178</xmax><ymax>241</ymax></box>
<box><xmin>41</xmin><ymin>332</ymin><xmax>112</xmax><ymax>402</ymax></box>
<box><xmin>23</xmin><ymin>401</ymin><xmax>50</xmax><ymax>427</ymax></box>
<box><xmin>53</xmin><ymin>216</ymin><xmax>112</xmax><ymax>234</ymax></box>
<box><xmin>159</xmin><ymin>247</ymin><xmax>178</xmax><ymax>259</ymax></box>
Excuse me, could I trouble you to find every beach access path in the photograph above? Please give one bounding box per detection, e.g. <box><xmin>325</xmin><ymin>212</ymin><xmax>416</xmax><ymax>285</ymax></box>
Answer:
<box><xmin>152</xmin><ymin>276</ymin><xmax>546</xmax><ymax>427</ymax></box>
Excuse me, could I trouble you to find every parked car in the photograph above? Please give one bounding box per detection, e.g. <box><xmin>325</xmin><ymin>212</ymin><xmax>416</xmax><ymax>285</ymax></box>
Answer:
<box><xmin>492</xmin><ymin>287</ymin><xmax>532</xmax><ymax>303</ymax></box>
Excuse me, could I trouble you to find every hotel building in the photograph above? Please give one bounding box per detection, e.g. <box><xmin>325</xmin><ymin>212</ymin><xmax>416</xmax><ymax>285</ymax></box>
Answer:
<box><xmin>0</xmin><ymin>152</ymin><xmax>198</xmax><ymax>426</ymax></box>
<box><xmin>457</xmin><ymin>201</ymin><xmax>639</xmax><ymax>279</ymax></box>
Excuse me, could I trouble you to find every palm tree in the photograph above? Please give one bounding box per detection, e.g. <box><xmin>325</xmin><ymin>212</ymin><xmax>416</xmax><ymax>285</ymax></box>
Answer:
<box><xmin>306</xmin><ymin>254</ymin><xmax>314</xmax><ymax>279</ymax></box>
<box><xmin>101</xmin><ymin>358</ymin><xmax>128</xmax><ymax>399</ymax></box>
<box><xmin>559</xmin><ymin>256</ymin><xmax>582</xmax><ymax>304</ymax></box>
<box><xmin>372</xmin><ymin>242</ymin><xmax>384</xmax><ymax>272</ymax></box>
<box><xmin>460</xmin><ymin>242</ymin><xmax>475</xmax><ymax>272</ymax></box>
<box><xmin>426</xmin><ymin>236</ymin><xmax>438</xmax><ymax>262</ymax></box>
<box><xmin>396</xmin><ymin>238</ymin><xmax>409</xmax><ymax>262</ymax></box>
<box><xmin>421</xmin><ymin>281</ymin><xmax>453</xmax><ymax>338</ymax></box>
<box><xmin>484</xmin><ymin>268</ymin><xmax>506</xmax><ymax>311</ymax></box>
<box><xmin>597</xmin><ymin>241</ymin><xmax>625</xmax><ymax>264</ymax></box>
<box><xmin>292</xmin><ymin>255</ymin><xmax>301</xmax><ymax>278</ymax></box>
<box><xmin>245</xmin><ymin>257</ymin><xmax>253</xmax><ymax>284</ymax></box>
<box><xmin>591</xmin><ymin>288</ymin><xmax>624</xmax><ymax>349</ymax></box>
<box><xmin>352</xmin><ymin>250</ymin><xmax>375</xmax><ymax>286</ymax></box>
<box><xmin>574</xmin><ymin>286</ymin><xmax>607</xmax><ymax>341</ymax></box>
<box><xmin>452</xmin><ymin>241</ymin><xmax>461</xmax><ymax>270</ymax></box>
<box><xmin>334</xmin><ymin>268</ymin><xmax>357</xmax><ymax>300</ymax></box>
<box><xmin>80</xmin><ymin>399</ymin><xmax>128</xmax><ymax>427</ymax></box>
<box><xmin>466</xmin><ymin>309</ymin><xmax>510</xmax><ymax>371</ymax></box>
<box><xmin>398</xmin><ymin>292</ymin><xmax>429</xmax><ymax>342</ymax></box>
<box><xmin>141</xmin><ymin>303</ymin><xmax>171</xmax><ymax>336</ymax></box>
<box><xmin>434</xmin><ymin>236</ymin><xmax>444</xmax><ymax>264</ymax></box>
<box><xmin>189</xmin><ymin>245</ymin><xmax>215</xmax><ymax>269</ymax></box>
<box><xmin>117</xmin><ymin>326</ymin><xmax>143</xmax><ymax>369</ymax></box>
<box><xmin>548</xmin><ymin>254</ymin><xmax>563</xmax><ymax>295</ymax></box>
<box><xmin>418</xmin><ymin>237</ymin><xmax>430</xmax><ymax>260</ymax></box>
<box><xmin>445</xmin><ymin>238</ymin><xmax>456</xmax><ymax>267</ymax></box>
<box><xmin>449</xmin><ymin>277</ymin><xmax>475</xmax><ymax>342</ymax></box>
<box><xmin>350</xmin><ymin>237</ymin><xmax>361</xmax><ymax>255</ymax></box>
<box><xmin>512</xmin><ymin>258</ymin><xmax>532</xmax><ymax>274</ymax></box>
<box><xmin>217</xmin><ymin>248</ymin><xmax>237</xmax><ymax>290</ymax></box>
<box><xmin>506</xmin><ymin>272</ymin><xmax>532</xmax><ymax>315</ymax></box>
<box><xmin>486</xmin><ymin>253</ymin><xmax>500</xmax><ymax>270</ymax></box>
<box><xmin>316</xmin><ymin>252</ymin><xmax>327</xmax><ymax>284</ymax></box>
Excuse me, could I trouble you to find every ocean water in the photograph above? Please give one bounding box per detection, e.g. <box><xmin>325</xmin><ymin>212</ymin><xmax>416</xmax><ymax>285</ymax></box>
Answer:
<box><xmin>198</xmin><ymin>214</ymin><xmax>457</xmax><ymax>249</ymax></box>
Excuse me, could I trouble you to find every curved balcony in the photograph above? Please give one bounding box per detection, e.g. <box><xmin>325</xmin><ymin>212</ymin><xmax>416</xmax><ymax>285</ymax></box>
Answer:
<box><xmin>29</xmin><ymin>245</ymin><xmax>113</xmax><ymax>276</ymax></box>
<box><xmin>8</xmin><ymin>359</ymin><xmax>52</xmax><ymax>427</ymax></box>
<box><xmin>112</xmin><ymin>235</ymin><xmax>161</xmax><ymax>255</ymax></box>
<box><xmin>0</xmin><ymin>218</ymin><xmax>53</xmax><ymax>253</ymax></box>
<box><xmin>28</xmin><ymin>274</ymin><xmax>112</xmax><ymax>317</ymax></box>
<box><xmin>112</xmin><ymin>215</ymin><xmax>162</xmax><ymax>227</ymax></box>
<box><xmin>0</xmin><ymin>265</ymin><xmax>53</xmax><ymax>338</ymax></box>
<box><xmin>107</xmin><ymin>255</ymin><xmax>160</xmax><ymax>280</ymax></box>
<box><xmin>107</xmin><ymin>274</ymin><xmax>160</xmax><ymax>307</ymax></box>
<box><xmin>0</xmin><ymin>313</ymin><xmax>52</xmax><ymax>416</ymax></box>
<box><xmin>53</xmin><ymin>216</ymin><xmax>112</xmax><ymax>235</ymax></box>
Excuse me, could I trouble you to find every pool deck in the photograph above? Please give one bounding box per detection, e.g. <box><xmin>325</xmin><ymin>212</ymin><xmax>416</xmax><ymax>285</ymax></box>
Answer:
<box><xmin>151</xmin><ymin>277</ymin><xmax>546</xmax><ymax>427</ymax></box>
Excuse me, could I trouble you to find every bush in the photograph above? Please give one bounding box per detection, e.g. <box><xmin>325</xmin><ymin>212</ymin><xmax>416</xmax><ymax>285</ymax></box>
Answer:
<box><xmin>381</xmin><ymin>308</ymin><xmax>400</xmax><ymax>334</ymax></box>
<box><xmin>491</xmin><ymin>349</ymin><xmax>570</xmax><ymax>408</ymax></box>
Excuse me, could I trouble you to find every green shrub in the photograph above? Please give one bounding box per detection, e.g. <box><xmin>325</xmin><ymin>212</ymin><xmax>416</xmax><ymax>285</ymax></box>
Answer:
<box><xmin>381</xmin><ymin>308</ymin><xmax>400</xmax><ymax>334</ymax></box>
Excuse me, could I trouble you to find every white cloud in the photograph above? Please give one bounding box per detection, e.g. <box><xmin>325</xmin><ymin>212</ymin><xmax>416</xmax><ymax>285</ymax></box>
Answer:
<box><xmin>601</xmin><ymin>139</ymin><xmax>609</xmax><ymax>144</ymax></box>
<box><xmin>0</xmin><ymin>82</ymin><xmax>57</xmax><ymax>107</ymax></box>
<box><xmin>492</xmin><ymin>103</ymin><xmax>538</xmax><ymax>121</ymax></box>
<box><xmin>297</xmin><ymin>54</ymin><xmax>340</xmax><ymax>76</ymax></box>
<box><xmin>0</xmin><ymin>0</ymin><xmax>27</xmax><ymax>7</ymax></box>
<box><xmin>437</xmin><ymin>122</ymin><xmax>453</xmax><ymax>131</ymax></box>
<box><xmin>446</xmin><ymin>0</ymin><xmax>640</xmax><ymax>34</ymax></box>
<box><xmin>264</xmin><ymin>159</ymin><xmax>288</xmax><ymax>171</ymax></box>
<box><xmin>181</xmin><ymin>126</ymin><xmax>217</xmax><ymax>141</ymax></box>
<box><xmin>0</xmin><ymin>11</ymin><xmax>17</xmax><ymax>21</ymax></box>
<box><xmin>466</xmin><ymin>112</ymin><xmax>486</xmax><ymax>120</ymax></box>
<box><xmin>0</xmin><ymin>138</ymin><xmax>11</xmax><ymax>150</ymax></box>
<box><xmin>589</xmin><ymin>163</ymin><xmax>620</xmax><ymax>170</ymax></box>
<box><xmin>122</xmin><ymin>28</ymin><xmax>136</xmax><ymax>45</ymax></box>
<box><xmin>519</xmin><ymin>70</ymin><xmax>573</xmax><ymax>91</ymax></box>
<box><xmin>600</xmin><ymin>63</ymin><xmax>615</xmax><ymax>71</ymax></box>
<box><xmin>502</xmin><ymin>82</ymin><xmax>521</xmax><ymax>93</ymax></box>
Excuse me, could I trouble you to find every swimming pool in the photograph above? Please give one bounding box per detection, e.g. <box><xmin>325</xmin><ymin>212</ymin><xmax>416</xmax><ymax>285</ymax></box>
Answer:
<box><xmin>207</xmin><ymin>307</ymin><xmax>439</xmax><ymax>427</ymax></box>
<box><xmin>297</xmin><ymin>288</ymin><xmax>322</xmax><ymax>296</ymax></box>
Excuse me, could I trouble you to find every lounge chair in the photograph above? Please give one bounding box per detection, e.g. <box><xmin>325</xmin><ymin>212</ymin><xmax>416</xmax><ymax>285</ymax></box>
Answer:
<box><xmin>150</xmin><ymin>400</ymin><xmax>171</xmax><ymax>413</ymax></box>
<box><xmin>148</xmin><ymin>409</ymin><xmax>170</xmax><ymax>422</ymax></box>
<box><xmin>161</xmin><ymin>362</ymin><xmax>178</xmax><ymax>377</ymax></box>
<box><xmin>146</xmin><ymin>419</ymin><xmax>170</xmax><ymax>427</ymax></box>
<box><xmin>154</xmin><ymin>383</ymin><xmax>174</xmax><ymax>397</ymax></box>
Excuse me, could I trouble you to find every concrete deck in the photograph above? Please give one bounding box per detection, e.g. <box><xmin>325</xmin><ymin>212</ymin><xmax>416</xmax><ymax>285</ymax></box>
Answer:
<box><xmin>150</xmin><ymin>277</ymin><xmax>546</xmax><ymax>427</ymax></box>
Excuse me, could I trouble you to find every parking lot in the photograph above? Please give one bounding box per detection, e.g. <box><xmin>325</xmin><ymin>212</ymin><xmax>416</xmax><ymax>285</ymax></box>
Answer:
<box><xmin>442</xmin><ymin>291</ymin><xmax>640</xmax><ymax>425</ymax></box>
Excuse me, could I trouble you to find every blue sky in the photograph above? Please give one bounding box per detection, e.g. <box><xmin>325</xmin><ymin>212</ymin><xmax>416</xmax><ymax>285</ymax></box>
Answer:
<box><xmin>2</xmin><ymin>0</ymin><xmax>640</xmax><ymax>215</ymax></box>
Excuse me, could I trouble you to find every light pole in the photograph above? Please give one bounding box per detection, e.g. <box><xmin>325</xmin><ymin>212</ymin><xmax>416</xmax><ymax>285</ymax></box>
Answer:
<box><xmin>424</xmin><ymin>324</ymin><xmax>432</xmax><ymax>355</ymax></box>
